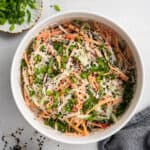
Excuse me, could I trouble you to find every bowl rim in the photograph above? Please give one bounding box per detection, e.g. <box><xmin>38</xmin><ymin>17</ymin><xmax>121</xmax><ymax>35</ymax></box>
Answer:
<box><xmin>10</xmin><ymin>10</ymin><xmax>144</xmax><ymax>144</ymax></box>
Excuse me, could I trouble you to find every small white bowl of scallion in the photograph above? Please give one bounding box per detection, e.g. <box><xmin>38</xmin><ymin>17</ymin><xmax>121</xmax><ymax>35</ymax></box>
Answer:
<box><xmin>0</xmin><ymin>0</ymin><xmax>43</xmax><ymax>33</ymax></box>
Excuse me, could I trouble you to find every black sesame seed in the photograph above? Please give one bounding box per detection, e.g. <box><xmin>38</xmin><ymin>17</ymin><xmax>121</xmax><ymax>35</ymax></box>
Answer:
<box><xmin>1</xmin><ymin>135</ymin><xmax>5</xmax><ymax>141</ymax></box>
<box><xmin>16</xmin><ymin>138</ymin><xmax>20</xmax><ymax>144</ymax></box>
<box><xmin>35</xmin><ymin>130</ymin><xmax>38</xmax><ymax>134</ymax></box>
<box><xmin>13</xmin><ymin>145</ymin><xmax>21</xmax><ymax>150</ymax></box>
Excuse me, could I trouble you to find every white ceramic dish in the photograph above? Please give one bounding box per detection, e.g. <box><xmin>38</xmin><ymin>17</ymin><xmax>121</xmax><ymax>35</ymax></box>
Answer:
<box><xmin>11</xmin><ymin>11</ymin><xmax>144</xmax><ymax>144</ymax></box>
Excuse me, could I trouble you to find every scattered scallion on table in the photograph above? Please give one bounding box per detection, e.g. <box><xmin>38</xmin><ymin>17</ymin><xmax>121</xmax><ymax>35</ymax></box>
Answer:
<box><xmin>52</xmin><ymin>4</ymin><xmax>61</xmax><ymax>12</ymax></box>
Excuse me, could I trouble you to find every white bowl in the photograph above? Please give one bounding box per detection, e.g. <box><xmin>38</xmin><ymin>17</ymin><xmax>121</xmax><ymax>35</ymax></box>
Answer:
<box><xmin>11</xmin><ymin>11</ymin><xmax>144</xmax><ymax>144</ymax></box>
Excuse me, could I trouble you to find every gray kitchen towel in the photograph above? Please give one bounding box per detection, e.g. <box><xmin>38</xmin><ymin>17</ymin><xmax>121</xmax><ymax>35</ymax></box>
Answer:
<box><xmin>98</xmin><ymin>107</ymin><xmax>150</xmax><ymax>150</ymax></box>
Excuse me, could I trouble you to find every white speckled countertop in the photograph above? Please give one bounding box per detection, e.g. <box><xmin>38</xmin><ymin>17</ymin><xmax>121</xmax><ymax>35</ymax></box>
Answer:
<box><xmin>0</xmin><ymin>0</ymin><xmax>150</xmax><ymax>149</ymax></box>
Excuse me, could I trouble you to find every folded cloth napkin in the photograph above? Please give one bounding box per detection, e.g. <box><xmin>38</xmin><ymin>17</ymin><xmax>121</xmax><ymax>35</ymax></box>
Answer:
<box><xmin>98</xmin><ymin>107</ymin><xmax>150</xmax><ymax>150</ymax></box>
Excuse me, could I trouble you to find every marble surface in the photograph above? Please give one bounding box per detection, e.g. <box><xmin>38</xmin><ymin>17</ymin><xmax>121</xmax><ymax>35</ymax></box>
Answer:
<box><xmin>0</xmin><ymin>0</ymin><xmax>150</xmax><ymax>149</ymax></box>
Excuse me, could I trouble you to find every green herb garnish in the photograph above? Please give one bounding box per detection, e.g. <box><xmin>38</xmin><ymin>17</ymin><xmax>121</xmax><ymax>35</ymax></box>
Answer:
<box><xmin>40</xmin><ymin>45</ymin><xmax>46</xmax><ymax>52</ymax></box>
<box><xmin>21</xmin><ymin>59</ymin><xmax>26</xmax><ymax>69</ymax></box>
<box><xmin>0</xmin><ymin>0</ymin><xmax>37</xmax><ymax>31</ymax></box>
<box><xmin>53</xmin><ymin>41</ymin><xmax>64</xmax><ymax>55</ymax></box>
<box><xmin>70</xmin><ymin>76</ymin><xmax>77</xmax><ymax>83</ymax></box>
<box><xmin>61</xmin><ymin>55</ymin><xmax>67</xmax><ymax>69</ymax></box>
<box><xmin>115</xmin><ymin>69</ymin><xmax>135</xmax><ymax>116</ymax></box>
<box><xmin>33</xmin><ymin>77</ymin><xmax>42</xmax><ymax>84</ymax></box>
<box><xmin>0</xmin><ymin>17</ymin><xmax>6</xmax><ymax>25</ymax></box>
<box><xmin>45</xmin><ymin>118</ymin><xmax>55</xmax><ymax>128</ymax></box>
<box><xmin>9</xmin><ymin>24</ymin><xmax>15</xmax><ymax>31</ymax></box>
<box><xmin>55</xmin><ymin>120</ymin><xmax>67</xmax><ymax>132</ymax></box>
<box><xmin>34</xmin><ymin>54</ymin><xmax>42</xmax><ymax>64</ymax></box>
<box><xmin>80</xmin><ymin>72</ymin><xmax>87</xmax><ymax>79</ymax></box>
<box><xmin>82</xmin><ymin>97</ymin><xmax>98</xmax><ymax>113</ymax></box>
<box><xmin>46</xmin><ymin>90</ymin><xmax>53</xmax><ymax>96</ymax></box>
<box><xmin>68</xmin><ymin>44</ymin><xmax>75</xmax><ymax>52</ymax></box>
<box><xmin>64</xmin><ymin>99</ymin><xmax>76</xmax><ymax>113</ymax></box>
<box><xmin>27</xmin><ymin>9</ymin><xmax>31</xmax><ymax>23</ymax></box>
<box><xmin>53</xmin><ymin>4</ymin><xmax>61</xmax><ymax>12</ymax></box>
<box><xmin>29</xmin><ymin>90</ymin><xmax>35</xmax><ymax>97</ymax></box>
<box><xmin>34</xmin><ymin>65</ymin><xmax>47</xmax><ymax>75</ymax></box>
<box><xmin>77</xmin><ymin>36</ymin><xmax>81</xmax><ymax>44</ymax></box>
<box><xmin>52</xmin><ymin>92</ymin><xmax>59</xmax><ymax>108</ymax></box>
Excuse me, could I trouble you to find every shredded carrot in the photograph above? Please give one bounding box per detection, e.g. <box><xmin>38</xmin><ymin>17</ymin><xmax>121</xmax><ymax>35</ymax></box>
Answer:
<box><xmin>103</xmin><ymin>71</ymin><xmax>112</xmax><ymax>76</ymax></box>
<box><xmin>37</xmin><ymin>30</ymin><xmax>62</xmax><ymax>41</ymax></box>
<box><xmin>93</xmin><ymin>21</ymin><xmax>113</xmax><ymax>43</ymax></box>
<box><xmin>23</xmin><ymin>87</ymin><xmax>36</xmax><ymax>109</ymax></box>
<box><xmin>68</xmin><ymin>24</ymin><xmax>102</xmax><ymax>45</ymax></box>
<box><xmin>88</xmin><ymin>74</ymin><xmax>99</xmax><ymax>91</ymax></box>
<box><xmin>68</xmin><ymin>24</ymin><xmax>80</xmax><ymax>33</ymax></box>
<box><xmin>86</xmin><ymin>96</ymin><xmax>119</xmax><ymax>114</ymax></box>
<box><xmin>121</xmin><ymin>46</ymin><xmax>132</xmax><ymax>66</ymax></box>
<box><xmin>72</xmin><ymin>105</ymin><xmax>78</xmax><ymax>112</ymax></box>
<box><xmin>70</xmin><ymin>117</ymin><xmax>75</xmax><ymax>124</ymax></box>
<box><xmin>29</xmin><ymin>75</ymin><xmax>33</xmax><ymax>85</ymax></box>
<box><xmin>64</xmin><ymin>33</ymin><xmax>78</xmax><ymax>40</ymax></box>
<box><xmin>65</xmin><ymin>119</ymin><xmax>83</xmax><ymax>134</ymax></box>
<box><xmin>75</xmin><ymin>120</ymin><xmax>82</xmax><ymax>128</ymax></box>
<box><xmin>73</xmin><ymin>98</ymin><xmax>83</xmax><ymax>112</ymax></box>
<box><xmin>60</xmin><ymin>93</ymin><xmax>64</xmax><ymax>103</ymax></box>
<box><xmin>125</xmin><ymin>46</ymin><xmax>132</xmax><ymax>60</ymax></box>
<box><xmin>108</xmin><ymin>63</ymin><xmax>128</xmax><ymax>81</ymax></box>
<box><xmin>111</xmin><ymin>35</ymin><xmax>131</xmax><ymax>67</ymax></box>
<box><xmin>50</xmin><ymin>30</ymin><xmax>62</xmax><ymax>36</ymax></box>
<box><xmin>90</xmin><ymin>122</ymin><xmax>108</xmax><ymax>129</ymax></box>
<box><xmin>23</xmin><ymin>52</ymin><xmax>29</xmax><ymax>67</ymax></box>
<box><xmin>84</xmin><ymin>36</ymin><xmax>102</xmax><ymax>45</ymax></box>
<box><xmin>90</xmin><ymin>43</ymin><xmax>102</xmax><ymax>57</ymax></box>
<box><xmin>56</xmin><ymin>55</ymin><xmax>61</xmax><ymax>69</ymax></box>
<box><xmin>112</xmin><ymin>98</ymin><xmax>121</xmax><ymax>105</ymax></box>
<box><xmin>82</xmin><ymin>121</ymin><xmax>89</xmax><ymax>135</ymax></box>
<box><xmin>36</xmin><ymin>32</ymin><xmax>50</xmax><ymax>40</ymax></box>
<box><xmin>38</xmin><ymin>111</ymin><xmax>50</xmax><ymax>119</ymax></box>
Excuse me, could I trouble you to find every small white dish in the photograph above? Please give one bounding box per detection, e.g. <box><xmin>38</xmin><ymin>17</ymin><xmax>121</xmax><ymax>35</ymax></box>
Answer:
<box><xmin>11</xmin><ymin>11</ymin><xmax>144</xmax><ymax>144</ymax></box>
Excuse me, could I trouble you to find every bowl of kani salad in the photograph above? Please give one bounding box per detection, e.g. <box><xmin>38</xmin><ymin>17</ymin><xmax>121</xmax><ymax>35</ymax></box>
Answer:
<box><xmin>11</xmin><ymin>11</ymin><xmax>143</xmax><ymax>144</ymax></box>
